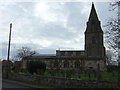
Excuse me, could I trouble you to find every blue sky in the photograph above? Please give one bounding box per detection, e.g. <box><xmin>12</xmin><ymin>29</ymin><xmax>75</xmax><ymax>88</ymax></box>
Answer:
<box><xmin>0</xmin><ymin>1</ymin><xmax>115</xmax><ymax>60</ymax></box>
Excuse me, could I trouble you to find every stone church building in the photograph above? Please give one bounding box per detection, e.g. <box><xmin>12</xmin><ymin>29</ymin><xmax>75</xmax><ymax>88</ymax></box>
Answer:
<box><xmin>22</xmin><ymin>3</ymin><xmax>106</xmax><ymax>73</ymax></box>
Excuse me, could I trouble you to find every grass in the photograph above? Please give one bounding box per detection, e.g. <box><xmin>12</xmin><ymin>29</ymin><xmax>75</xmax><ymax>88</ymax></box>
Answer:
<box><xmin>42</xmin><ymin>72</ymin><xmax>97</xmax><ymax>80</ymax></box>
<box><xmin>16</xmin><ymin>71</ymin><xmax>119</xmax><ymax>82</ymax></box>
<box><xmin>101</xmin><ymin>72</ymin><xmax>118</xmax><ymax>81</ymax></box>
<box><xmin>18</xmin><ymin>71</ymin><xmax>32</xmax><ymax>75</ymax></box>
<box><xmin>80</xmin><ymin>73</ymin><xmax>96</xmax><ymax>80</ymax></box>
<box><xmin>44</xmin><ymin>72</ymin><xmax>51</xmax><ymax>77</ymax></box>
<box><xmin>43</xmin><ymin>71</ymin><xmax>119</xmax><ymax>81</ymax></box>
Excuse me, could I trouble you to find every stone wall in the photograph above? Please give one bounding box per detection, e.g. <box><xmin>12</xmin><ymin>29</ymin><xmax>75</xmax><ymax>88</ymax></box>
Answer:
<box><xmin>2</xmin><ymin>72</ymin><xmax>119</xmax><ymax>88</ymax></box>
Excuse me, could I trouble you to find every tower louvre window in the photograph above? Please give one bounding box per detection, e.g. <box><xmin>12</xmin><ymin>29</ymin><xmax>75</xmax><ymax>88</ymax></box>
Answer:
<box><xmin>92</xmin><ymin>37</ymin><xmax>97</xmax><ymax>44</ymax></box>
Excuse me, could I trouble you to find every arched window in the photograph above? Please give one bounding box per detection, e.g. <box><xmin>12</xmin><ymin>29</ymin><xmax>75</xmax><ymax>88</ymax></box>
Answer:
<box><xmin>53</xmin><ymin>61</ymin><xmax>59</xmax><ymax>68</ymax></box>
<box><xmin>75</xmin><ymin>61</ymin><xmax>81</xmax><ymax>68</ymax></box>
<box><xmin>64</xmin><ymin>61</ymin><xmax>69</xmax><ymax>68</ymax></box>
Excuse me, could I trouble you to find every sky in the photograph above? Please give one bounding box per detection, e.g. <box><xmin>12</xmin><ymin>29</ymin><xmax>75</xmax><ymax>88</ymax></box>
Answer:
<box><xmin>0</xmin><ymin>1</ymin><xmax>116</xmax><ymax>60</ymax></box>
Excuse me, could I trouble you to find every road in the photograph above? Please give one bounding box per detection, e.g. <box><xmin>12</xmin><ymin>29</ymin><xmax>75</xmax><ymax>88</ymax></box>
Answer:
<box><xmin>2</xmin><ymin>79</ymin><xmax>56</xmax><ymax>90</ymax></box>
<box><xmin>2</xmin><ymin>80</ymin><xmax>33</xmax><ymax>88</ymax></box>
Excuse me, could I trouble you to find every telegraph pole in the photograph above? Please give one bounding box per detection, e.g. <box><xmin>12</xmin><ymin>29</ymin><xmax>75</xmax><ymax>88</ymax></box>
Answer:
<box><xmin>7</xmin><ymin>23</ymin><xmax>12</xmax><ymax>61</ymax></box>
<box><xmin>6</xmin><ymin>23</ymin><xmax>12</xmax><ymax>78</ymax></box>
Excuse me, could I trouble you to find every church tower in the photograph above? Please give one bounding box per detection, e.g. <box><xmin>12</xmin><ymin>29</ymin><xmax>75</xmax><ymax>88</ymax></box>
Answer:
<box><xmin>85</xmin><ymin>3</ymin><xmax>105</xmax><ymax>57</ymax></box>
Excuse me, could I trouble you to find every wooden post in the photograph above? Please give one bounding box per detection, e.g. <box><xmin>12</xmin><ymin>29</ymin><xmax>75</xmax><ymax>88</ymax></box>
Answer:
<box><xmin>6</xmin><ymin>23</ymin><xmax>12</xmax><ymax>78</ymax></box>
<box><xmin>7</xmin><ymin>23</ymin><xmax>12</xmax><ymax>61</ymax></box>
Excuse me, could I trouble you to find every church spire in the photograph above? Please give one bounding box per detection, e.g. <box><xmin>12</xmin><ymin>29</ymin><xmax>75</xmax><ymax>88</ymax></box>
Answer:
<box><xmin>85</xmin><ymin>2</ymin><xmax>102</xmax><ymax>33</ymax></box>
<box><xmin>84</xmin><ymin>3</ymin><xmax>105</xmax><ymax>57</ymax></box>
<box><xmin>88</xmin><ymin>2</ymin><xmax>99</xmax><ymax>22</ymax></box>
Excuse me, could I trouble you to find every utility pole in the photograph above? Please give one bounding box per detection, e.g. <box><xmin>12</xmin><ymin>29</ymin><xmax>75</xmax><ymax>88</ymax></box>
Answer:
<box><xmin>6</xmin><ymin>23</ymin><xmax>12</xmax><ymax>78</ymax></box>
<box><xmin>7</xmin><ymin>23</ymin><xmax>12</xmax><ymax>61</ymax></box>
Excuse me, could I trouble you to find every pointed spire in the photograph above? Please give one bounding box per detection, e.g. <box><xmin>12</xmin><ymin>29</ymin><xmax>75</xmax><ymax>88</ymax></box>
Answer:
<box><xmin>92</xmin><ymin>2</ymin><xmax>94</xmax><ymax>5</ymax></box>
<box><xmin>88</xmin><ymin>2</ymin><xmax>99</xmax><ymax>21</ymax></box>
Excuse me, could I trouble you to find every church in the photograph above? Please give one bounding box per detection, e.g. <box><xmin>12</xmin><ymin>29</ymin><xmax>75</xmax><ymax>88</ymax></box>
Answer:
<box><xmin>22</xmin><ymin>3</ymin><xmax>106</xmax><ymax>73</ymax></box>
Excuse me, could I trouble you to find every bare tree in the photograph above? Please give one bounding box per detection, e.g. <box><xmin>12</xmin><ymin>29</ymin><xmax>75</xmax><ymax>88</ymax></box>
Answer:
<box><xmin>15</xmin><ymin>46</ymin><xmax>37</xmax><ymax>60</ymax></box>
<box><xmin>105</xmin><ymin>1</ymin><xmax>120</xmax><ymax>63</ymax></box>
<box><xmin>105</xmin><ymin>1</ymin><xmax>120</xmax><ymax>86</ymax></box>
<box><xmin>106</xmin><ymin>50</ymin><xmax>113</xmax><ymax>65</ymax></box>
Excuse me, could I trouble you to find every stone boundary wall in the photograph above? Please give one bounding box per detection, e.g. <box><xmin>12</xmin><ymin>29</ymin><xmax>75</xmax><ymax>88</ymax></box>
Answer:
<box><xmin>2</xmin><ymin>72</ymin><xmax>119</xmax><ymax>88</ymax></box>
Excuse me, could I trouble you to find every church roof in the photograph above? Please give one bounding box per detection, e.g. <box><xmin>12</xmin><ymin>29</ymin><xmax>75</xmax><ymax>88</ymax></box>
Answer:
<box><xmin>32</xmin><ymin>54</ymin><xmax>56</xmax><ymax>57</ymax></box>
<box><xmin>56</xmin><ymin>50</ymin><xmax>85</xmax><ymax>53</ymax></box>
<box><xmin>24</xmin><ymin>55</ymin><xmax>104</xmax><ymax>60</ymax></box>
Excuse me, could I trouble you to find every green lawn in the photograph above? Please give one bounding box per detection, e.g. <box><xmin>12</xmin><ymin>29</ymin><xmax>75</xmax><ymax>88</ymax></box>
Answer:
<box><xmin>101</xmin><ymin>72</ymin><xmax>118</xmax><ymax>81</ymax></box>
<box><xmin>19</xmin><ymin>71</ymin><xmax>119</xmax><ymax>82</ymax></box>
<box><xmin>42</xmin><ymin>71</ymin><xmax>119</xmax><ymax>81</ymax></box>
<box><xmin>79</xmin><ymin>73</ymin><xmax>96</xmax><ymax>80</ymax></box>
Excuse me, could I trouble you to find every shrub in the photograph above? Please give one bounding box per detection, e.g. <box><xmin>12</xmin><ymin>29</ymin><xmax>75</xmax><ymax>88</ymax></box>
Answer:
<box><xmin>26</xmin><ymin>61</ymin><xmax>46</xmax><ymax>75</ymax></box>
<box><xmin>107</xmin><ymin>65</ymin><xmax>118</xmax><ymax>72</ymax></box>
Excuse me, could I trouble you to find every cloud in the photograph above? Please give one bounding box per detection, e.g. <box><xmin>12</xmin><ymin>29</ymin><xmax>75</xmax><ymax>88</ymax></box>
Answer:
<box><xmin>34</xmin><ymin>2</ymin><xmax>64</xmax><ymax>22</ymax></box>
<box><xmin>8</xmin><ymin>2</ymin><xmax>86</xmax><ymax>47</ymax></box>
<box><xmin>0</xmin><ymin>2</ymin><xmax>91</xmax><ymax>60</ymax></box>
<box><xmin>0</xmin><ymin>2</ymin><xmax>112</xmax><ymax>60</ymax></box>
